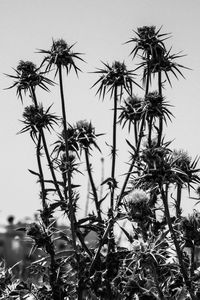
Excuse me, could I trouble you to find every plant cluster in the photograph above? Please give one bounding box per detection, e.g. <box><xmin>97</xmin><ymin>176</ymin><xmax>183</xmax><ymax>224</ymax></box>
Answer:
<box><xmin>3</xmin><ymin>26</ymin><xmax>200</xmax><ymax>299</ymax></box>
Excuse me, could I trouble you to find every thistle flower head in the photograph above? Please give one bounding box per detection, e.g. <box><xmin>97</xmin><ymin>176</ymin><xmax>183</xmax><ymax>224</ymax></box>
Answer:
<box><xmin>170</xmin><ymin>149</ymin><xmax>200</xmax><ymax>185</ymax></box>
<box><xmin>92</xmin><ymin>61</ymin><xmax>140</xmax><ymax>100</ymax></box>
<box><xmin>127</xmin><ymin>25</ymin><xmax>167</xmax><ymax>58</ymax></box>
<box><xmin>58</xmin><ymin>151</ymin><xmax>79</xmax><ymax>175</ymax></box>
<box><xmin>118</xmin><ymin>95</ymin><xmax>143</xmax><ymax>130</ymax></box>
<box><xmin>76</xmin><ymin>120</ymin><xmax>101</xmax><ymax>151</ymax></box>
<box><xmin>52</xmin><ymin>125</ymin><xmax>80</xmax><ymax>159</ymax></box>
<box><xmin>6</xmin><ymin>60</ymin><xmax>54</xmax><ymax>101</ymax></box>
<box><xmin>181</xmin><ymin>211</ymin><xmax>200</xmax><ymax>244</ymax></box>
<box><xmin>142</xmin><ymin>49</ymin><xmax>189</xmax><ymax>87</ymax></box>
<box><xmin>172</xmin><ymin>149</ymin><xmax>191</xmax><ymax>172</ymax></box>
<box><xmin>125</xmin><ymin>188</ymin><xmax>151</xmax><ymax>221</ymax></box>
<box><xmin>39</xmin><ymin>38</ymin><xmax>83</xmax><ymax>76</ymax></box>
<box><xmin>135</xmin><ymin>143</ymin><xmax>173</xmax><ymax>188</ymax></box>
<box><xmin>143</xmin><ymin>91</ymin><xmax>173</xmax><ymax>122</ymax></box>
<box><xmin>20</xmin><ymin>104</ymin><xmax>59</xmax><ymax>140</ymax></box>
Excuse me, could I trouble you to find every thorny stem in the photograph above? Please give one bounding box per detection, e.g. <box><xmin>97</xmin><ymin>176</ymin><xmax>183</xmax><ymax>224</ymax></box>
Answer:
<box><xmin>30</xmin><ymin>86</ymin><xmax>64</xmax><ymax>202</ymax></box>
<box><xmin>30</xmin><ymin>86</ymin><xmax>65</xmax><ymax>299</ymax></box>
<box><xmin>157</xmin><ymin>71</ymin><xmax>163</xmax><ymax>147</ymax></box>
<box><xmin>110</xmin><ymin>86</ymin><xmax>118</xmax><ymax>210</ymax></box>
<box><xmin>85</xmin><ymin>178</ymin><xmax>90</xmax><ymax>217</ymax></box>
<box><xmin>116</xmin><ymin>61</ymin><xmax>150</xmax><ymax>208</ymax></box>
<box><xmin>40</xmin><ymin>130</ymin><xmax>64</xmax><ymax>202</ymax></box>
<box><xmin>48</xmin><ymin>241</ymin><xmax>64</xmax><ymax>300</ymax></box>
<box><xmin>160</xmin><ymin>186</ymin><xmax>196</xmax><ymax>300</ymax></box>
<box><xmin>145</xmin><ymin>55</ymin><xmax>150</xmax><ymax>95</ymax></box>
<box><xmin>90</xmin><ymin>218</ymin><xmax>113</xmax><ymax>273</ymax></box>
<box><xmin>58</xmin><ymin>65</ymin><xmax>77</xmax><ymax>253</ymax></box>
<box><xmin>99</xmin><ymin>157</ymin><xmax>105</xmax><ymax>201</ymax></box>
<box><xmin>36</xmin><ymin>134</ymin><xmax>48</xmax><ymax>224</ymax></box>
<box><xmin>134</xmin><ymin>120</ymin><xmax>138</xmax><ymax>146</ymax></box>
<box><xmin>84</xmin><ymin>149</ymin><xmax>102</xmax><ymax>221</ymax></box>
<box><xmin>116</xmin><ymin>114</ymin><xmax>146</xmax><ymax>208</ymax></box>
<box><xmin>148</xmin><ymin>116</ymin><xmax>153</xmax><ymax>147</ymax></box>
<box><xmin>176</xmin><ymin>183</ymin><xmax>182</xmax><ymax>218</ymax></box>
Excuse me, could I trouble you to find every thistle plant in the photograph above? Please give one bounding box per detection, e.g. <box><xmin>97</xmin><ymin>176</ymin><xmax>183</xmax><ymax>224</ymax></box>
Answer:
<box><xmin>39</xmin><ymin>39</ymin><xmax>84</xmax><ymax>257</ymax></box>
<box><xmin>92</xmin><ymin>61</ymin><xmax>139</xmax><ymax>211</ymax></box>
<box><xmin>5</xmin><ymin>26</ymin><xmax>200</xmax><ymax>300</ymax></box>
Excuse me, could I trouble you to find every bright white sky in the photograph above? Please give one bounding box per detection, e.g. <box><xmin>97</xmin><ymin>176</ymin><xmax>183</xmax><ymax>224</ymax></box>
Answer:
<box><xmin>0</xmin><ymin>0</ymin><xmax>200</xmax><ymax>224</ymax></box>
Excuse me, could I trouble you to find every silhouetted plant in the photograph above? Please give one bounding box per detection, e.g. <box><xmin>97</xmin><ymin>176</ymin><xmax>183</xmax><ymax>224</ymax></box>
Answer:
<box><xmin>4</xmin><ymin>25</ymin><xmax>200</xmax><ymax>300</ymax></box>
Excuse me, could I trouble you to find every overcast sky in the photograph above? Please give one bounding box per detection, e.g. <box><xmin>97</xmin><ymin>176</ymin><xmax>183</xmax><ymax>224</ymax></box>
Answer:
<box><xmin>0</xmin><ymin>0</ymin><xmax>200</xmax><ymax>224</ymax></box>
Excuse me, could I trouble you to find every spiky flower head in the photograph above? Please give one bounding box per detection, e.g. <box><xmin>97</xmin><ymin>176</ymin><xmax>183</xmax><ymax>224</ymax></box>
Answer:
<box><xmin>58</xmin><ymin>151</ymin><xmax>78</xmax><ymax>176</ymax></box>
<box><xmin>92</xmin><ymin>61</ymin><xmax>140</xmax><ymax>100</ymax></box>
<box><xmin>171</xmin><ymin>149</ymin><xmax>200</xmax><ymax>185</ymax></box>
<box><xmin>125</xmin><ymin>188</ymin><xmax>151</xmax><ymax>221</ymax></box>
<box><xmin>135</xmin><ymin>143</ymin><xmax>173</xmax><ymax>188</ymax></box>
<box><xmin>172</xmin><ymin>150</ymin><xmax>191</xmax><ymax>172</ymax></box>
<box><xmin>76</xmin><ymin>120</ymin><xmax>101</xmax><ymax>151</ymax></box>
<box><xmin>127</xmin><ymin>25</ymin><xmax>167</xmax><ymax>59</ymax></box>
<box><xmin>137</xmin><ymin>144</ymin><xmax>200</xmax><ymax>188</ymax></box>
<box><xmin>143</xmin><ymin>91</ymin><xmax>173</xmax><ymax>122</ymax></box>
<box><xmin>39</xmin><ymin>38</ymin><xmax>83</xmax><ymax>76</ymax></box>
<box><xmin>118</xmin><ymin>95</ymin><xmax>143</xmax><ymax>130</ymax></box>
<box><xmin>181</xmin><ymin>210</ymin><xmax>200</xmax><ymax>244</ymax></box>
<box><xmin>20</xmin><ymin>104</ymin><xmax>59</xmax><ymax>140</ymax></box>
<box><xmin>52</xmin><ymin>126</ymin><xmax>80</xmax><ymax>159</ymax></box>
<box><xmin>6</xmin><ymin>60</ymin><xmax>54</xmax><ymax>101</ymax></box>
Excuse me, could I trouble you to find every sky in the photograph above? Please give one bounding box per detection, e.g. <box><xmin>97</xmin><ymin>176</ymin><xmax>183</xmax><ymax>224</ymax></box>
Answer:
<box><xmin>0</xmin><ymin>0</ymin><xmax>200</xmax><ymax>224</ymax></box>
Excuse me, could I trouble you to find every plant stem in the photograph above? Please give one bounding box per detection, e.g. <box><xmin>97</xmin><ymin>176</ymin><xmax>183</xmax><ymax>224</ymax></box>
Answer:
<box><xmin>176</xmin><ymin>183</ymin><xmax>182</xmax><ymax>218</ymax></box>
<box><xmin>110</xmin><ymin>86</ymin><xmax>118</xmax><ymax>210</ymax></box>
<box><xmin>48</xmin><ymin>241</ymin><xmax>64</xmax><ymax>300</ymax></box>
<box><xmin>134</xmin><ymin>121</ymin><xmax>138</xmax><ymax>146</ymax></box>
<box><xmin>36</xmin><ymin>134</ymin><xmax>48</xmax><ymax>224</ymax></box>
<box><xmin>84</xmin><ymin>148</ymin><xmax>102</xmax><ymax>221</ymax></box>
<box><xmin>160</xmin><ymin>186</ymin><xmax>196</xmax><ymax>299</ymax></box>
<box><xmin>116</xmin><ymin>114</ymin><xmax>146</xmax><ymax>207</ymax></box>
<box><xmin>157</xmin><ymin>71</ymin><xmax>163</xmax><ymax>146</ymax></box>
<box><xmin>99</xmin><ymin>157</ymin><xmax>105</xmax><ymax>201</ymax></box>
<box><xmin>30</xmin><ymin>86</ymin><xmax>64</xmax><ymax>202</ymax></box>
<box><xmin>40</xmin><ymin>130</ymin><xmax>64</xmax><ymax>202</ymax></box>
<box><xmin>148</xmin><ymin>116</ymin><xmax>153</xmax><ymax>147</ymax></box>
<box><xmin>116</xmin><ymin>61</ymin><xmax>150</xmax><ymax>208</ymax></box>
<box><xmin>58</xmin><ymin>65</ymin><xmax>77</xmax><ymax>252</ymax></box>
